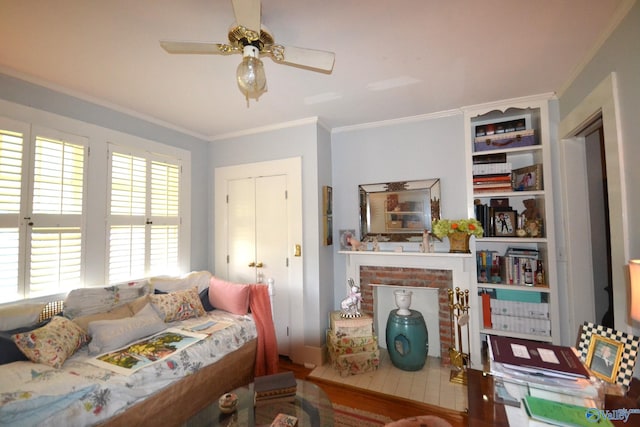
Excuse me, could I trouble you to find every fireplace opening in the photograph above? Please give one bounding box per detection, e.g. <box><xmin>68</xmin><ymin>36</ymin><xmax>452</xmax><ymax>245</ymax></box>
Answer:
<box><xmin>359</xmin><ymin>266</ymin><xmax>454</xmax><ymax>366</ymax></box>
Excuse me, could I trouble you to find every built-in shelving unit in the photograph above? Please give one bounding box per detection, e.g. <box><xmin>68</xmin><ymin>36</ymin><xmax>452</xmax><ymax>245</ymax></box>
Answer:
<box><xmin>463</xmin><ymin>94</ymin><xmax>560</xmax><ymax>366</ymax></box>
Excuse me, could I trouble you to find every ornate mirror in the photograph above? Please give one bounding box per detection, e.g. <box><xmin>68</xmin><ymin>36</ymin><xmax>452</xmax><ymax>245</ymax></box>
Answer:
<box><xmin>359</xmin><ymin>179</ymin><xmax>441</xmax><ymax>242</ymax></box>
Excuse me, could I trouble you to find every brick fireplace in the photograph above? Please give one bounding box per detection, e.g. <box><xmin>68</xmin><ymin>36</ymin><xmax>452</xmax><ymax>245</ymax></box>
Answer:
<box><xmin>340</xmin><ymin>251</ymin><xmax>473</xmax><ymax>368</ymax></box>
<box><xmin>360</xmin><ymin>266</ymin><xmax>454</xmax><ymax>365</ymax></box>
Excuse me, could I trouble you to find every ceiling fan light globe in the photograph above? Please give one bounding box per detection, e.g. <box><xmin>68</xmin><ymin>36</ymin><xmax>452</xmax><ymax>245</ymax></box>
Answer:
<box><xmin>236</xmin><ymin>46</ymin><xmax>267</xmax><ymax>99</ymax></box>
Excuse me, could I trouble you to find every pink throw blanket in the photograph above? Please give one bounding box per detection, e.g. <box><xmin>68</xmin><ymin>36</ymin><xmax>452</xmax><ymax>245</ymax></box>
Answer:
<box><xmin>249</xmin><ymin>284</ymin><xmax>279</xmax><ymax>376</ymax></box>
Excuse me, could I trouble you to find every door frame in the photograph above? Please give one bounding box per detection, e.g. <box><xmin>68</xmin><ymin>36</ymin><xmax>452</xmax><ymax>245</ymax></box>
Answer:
<box><xmin>214</xmin><ymin>157</ymin><xmax>304</xmax><ymax>360</ymax></box>
<box><xmin>558</xmin><ymin>73</ymin><xmax>630</xmax><ymax>337</ymax></box>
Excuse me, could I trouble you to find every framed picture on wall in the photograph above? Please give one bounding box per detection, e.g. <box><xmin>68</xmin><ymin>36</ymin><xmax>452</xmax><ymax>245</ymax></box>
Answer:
<box><xmin>322</xmin><ymin>186</ymin><xmax>333</xmax><ymax>245</ymax></box>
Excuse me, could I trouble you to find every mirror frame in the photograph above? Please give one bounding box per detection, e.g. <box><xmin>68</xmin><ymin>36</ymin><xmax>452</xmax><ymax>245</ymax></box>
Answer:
<box><xmin>359</xmin><ymin>178</ymin><xmax>441</xmax><ymax>242</ymax></box>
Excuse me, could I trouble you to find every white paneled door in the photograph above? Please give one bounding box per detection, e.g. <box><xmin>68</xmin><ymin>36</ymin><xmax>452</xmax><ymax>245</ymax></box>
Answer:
<box><xmin>216</xmin><ymin>159</ymin><xmax>302</xmax><ymax>358</ymax></box>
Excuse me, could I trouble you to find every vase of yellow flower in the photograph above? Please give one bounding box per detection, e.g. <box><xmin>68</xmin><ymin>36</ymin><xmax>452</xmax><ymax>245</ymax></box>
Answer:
<box><xmin>432</xmin><ymin>218</ymin><xmax>483</xmax><ymax>253</ymax></box>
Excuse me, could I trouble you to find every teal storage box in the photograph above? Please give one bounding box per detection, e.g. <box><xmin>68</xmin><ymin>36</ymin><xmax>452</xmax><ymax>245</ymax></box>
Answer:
<box><xmin>495</xmin><ymin>288</ymin><xmax>542</xmax><ymax>303</ymax></box>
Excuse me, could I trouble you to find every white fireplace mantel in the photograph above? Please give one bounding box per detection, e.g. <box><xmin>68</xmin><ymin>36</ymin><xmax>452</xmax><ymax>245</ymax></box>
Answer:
<box><xmin>338</xmin><ymin>250</ymin><xmax>473</xmax><ymax>282</ymax></box>
<box><xmin>338</xmin><ymin>249</ymin><xmax>482</xmax><ymax>367</ymax></box>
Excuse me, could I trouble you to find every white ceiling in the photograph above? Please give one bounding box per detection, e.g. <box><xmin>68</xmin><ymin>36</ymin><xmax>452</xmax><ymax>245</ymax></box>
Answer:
<box><xmin>0</xmin><ymin>0</ymin><xmax>628</xmax><ymax>140</ymax></box>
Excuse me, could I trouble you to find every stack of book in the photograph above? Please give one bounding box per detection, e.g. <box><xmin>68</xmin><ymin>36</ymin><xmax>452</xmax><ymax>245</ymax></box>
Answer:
<box><xmin>487</xmin><ymin>336</ymin><xmax>603</xmax><ymax>410</ymax></box>
<box><xmin>254</xmin><ymin>371</ymin><xmax>297</xmax><ymax>406</ymax></box>
<box><xmin>502</xmin><ymin>247</ymin><xmax>539</xmax><ymax>286</ymax></box>
<box><xmin>472</xmin><ymin>153</ymin><xmax>513</xmax><ymax>193</ymax></box>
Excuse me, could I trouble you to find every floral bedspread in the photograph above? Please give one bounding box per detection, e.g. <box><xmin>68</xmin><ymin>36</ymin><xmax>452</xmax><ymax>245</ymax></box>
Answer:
<box><xmin>0</xmin><ymin>310</ymin><xmax>257</xmax><ymax>427</ymax></box>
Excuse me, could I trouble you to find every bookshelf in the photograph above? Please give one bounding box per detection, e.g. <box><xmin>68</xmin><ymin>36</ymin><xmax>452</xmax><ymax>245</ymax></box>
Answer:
<box><xmin>463</xmin><ymin>94</ymin><xmax>560</xmax><ymax>366</ymax></box>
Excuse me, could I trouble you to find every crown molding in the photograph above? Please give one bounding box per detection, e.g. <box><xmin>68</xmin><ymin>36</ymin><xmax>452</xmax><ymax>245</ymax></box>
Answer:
<box><xmin>331</xmin><ymin>109</ymin><xmax>461</xmax><ymax>134</ymax></box>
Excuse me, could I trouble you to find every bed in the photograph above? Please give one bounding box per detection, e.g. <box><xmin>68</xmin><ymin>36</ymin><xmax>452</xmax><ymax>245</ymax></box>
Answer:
<box><xmin>0</xmin><ymin>272</ymin><xmax>278</xmax><ymax>427</ymax></box>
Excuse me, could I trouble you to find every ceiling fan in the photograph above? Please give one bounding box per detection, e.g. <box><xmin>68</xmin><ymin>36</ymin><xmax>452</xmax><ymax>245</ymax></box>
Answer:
<box><xmin>160</xmin><ymin>0</ymin><xmax>335</xmax><ymax>103</ymax></box>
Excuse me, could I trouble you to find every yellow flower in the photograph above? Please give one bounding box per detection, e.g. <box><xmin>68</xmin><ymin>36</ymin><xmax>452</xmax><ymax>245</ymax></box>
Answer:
<box><xmin>432</xmin><ymin>218</ymin><xmax>483</xmax><ymax>238</ymax></box>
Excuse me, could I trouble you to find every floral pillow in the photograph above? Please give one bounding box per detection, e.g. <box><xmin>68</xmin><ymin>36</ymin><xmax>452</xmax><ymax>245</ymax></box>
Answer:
<box><xmin>150</xmin><ymin>270</ymin><xmax>212</xmax><ymax>293</ymax></box>
<box><xmin>149</xmin><ymin>287</ymin><xmax>206</xmax><ymax>322</ymax></box>
<box><xmin>13</xmin><ymin>316</ymin><xmax>89</xmax><ymax>368</ymax></box>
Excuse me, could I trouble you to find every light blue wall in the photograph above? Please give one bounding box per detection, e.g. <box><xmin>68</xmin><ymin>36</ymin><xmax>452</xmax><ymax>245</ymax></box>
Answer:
<box><xmin>0</xmin><ymin>73</ymin><xmax>211</xmax><ymax>270</ymax></box>
<box><xmin>558</xmin><ymin>1</ymin><xmax>639</xmax><ymax>262</ymax></box>
<box><xmin>558</xmin><ymin>2</ymin><xmax>640</xmax><ymax>336</ymax></box>
<box><xmin>316</xmin><ymin>124</ymin><xmax>334</xmax><ymax>337</ymax></box>
<box><xmin>330</xmin><ymin>113</ymin><xmax>467</xmax><ymax>306</ymax></box>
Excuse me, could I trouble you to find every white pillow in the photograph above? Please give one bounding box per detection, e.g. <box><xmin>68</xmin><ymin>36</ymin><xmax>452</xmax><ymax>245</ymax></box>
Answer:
<box><xmin>150</xmin><ymin>271</ymin><xmax>212</xmax><ymax>293</ymax></box>
<box><xmin>0</xmin><ymin>302</ymin><xmax>46</xmax><ymax>330</ymax></box>
<box><xmin>87</xmin><ymin>303</ymin><xmax>166</xmax><ymax>355</ymax></box>
<box><xmin>64</xmin><ymin>279</ymin><xmax>152</xmax><ymax>319</ymax></box>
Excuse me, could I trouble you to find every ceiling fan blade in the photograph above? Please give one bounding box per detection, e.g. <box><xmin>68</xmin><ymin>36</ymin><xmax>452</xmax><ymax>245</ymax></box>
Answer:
<box><xmin>160</xmin><ymin>40</ymin><xmax>237</xmax><ymax>55</ymax></box>
<box><xmin>274</xmin><ymin>46</ymin><xmax>335</xmax><ymax>72</ymax></box>
<box><xmin>232</xmin><ymin>0</ymin><xmax>261</xmax><ymax>33</ymax></box>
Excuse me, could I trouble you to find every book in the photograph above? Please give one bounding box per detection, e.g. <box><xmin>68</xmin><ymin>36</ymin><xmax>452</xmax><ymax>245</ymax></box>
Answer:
<box><xmin>270</xmin><ymin>413</ymin><xmax>298</xmax><ymax>427</ymax></box>
<box><xmin>255</xmin><ymin>392</ymin><xmax>297</xmax><ymax>406</ymax></box>
<box><xmin>472</xmin><ymin>152</ymin><xmax>508</xmax><ymax>164</ymax></box>
<box><xmin>523</xmin><ymin>395</ymin><xmax>613</xmax><ymax>427</ymax></box>
<box><xmin>254</xmin><ymin>371</ymin><xmax>297</xmax><ymax>398</ymax></box>
<box><xmin>489</xmin><ymin>336</ymin><xmax>590</xmax><ymax>379</ymax></box>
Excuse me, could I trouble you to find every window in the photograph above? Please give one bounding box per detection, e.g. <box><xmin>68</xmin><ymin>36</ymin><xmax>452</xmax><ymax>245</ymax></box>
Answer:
<box><xmin>0</xmin><ymin>118</ymin><xmax>87</xmax><ymax>303</ymax></box>
<box><xmin>107</xmin><ymin>146</ymin><xmax>181</xmax><ymax>283</ymax></box>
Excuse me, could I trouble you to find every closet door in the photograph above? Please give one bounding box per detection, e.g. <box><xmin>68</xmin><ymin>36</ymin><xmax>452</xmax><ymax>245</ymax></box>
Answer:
<box><xmin>255</xmin><ymin>175</ymin><xmax>289</xmax><ymax>354</ymax></box>
<box><xmin>226</xmin><ymin>175</ymin><xmax>291</xmax><ymax>355</ymax></box>
<box><xmin>227</xmin><ymin>177</ymin><xmax>256</xmax><ymax>284</ymax></box>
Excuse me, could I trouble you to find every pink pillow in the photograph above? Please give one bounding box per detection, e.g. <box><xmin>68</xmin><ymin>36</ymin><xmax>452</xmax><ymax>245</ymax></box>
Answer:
<box><xmin>208</xmin><ymin>277</ymin><xmax>251</xmax><ymax>315</ymax></box>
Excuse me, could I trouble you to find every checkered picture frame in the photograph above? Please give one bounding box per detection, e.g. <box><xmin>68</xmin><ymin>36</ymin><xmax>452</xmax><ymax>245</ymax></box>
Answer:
<box><xmin>577</xmin><ymin>321</ymin><xmax>639</xmax><ymax>387</ymax></box>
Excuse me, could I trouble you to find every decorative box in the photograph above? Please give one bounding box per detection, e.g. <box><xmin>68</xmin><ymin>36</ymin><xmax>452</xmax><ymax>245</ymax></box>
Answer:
<box><xmin>474</xmin><ymin>129</ymin><xmax>536</xmax><ymax>152</ymax></box>
<box><xmin>329</xmin><ymin>311</ymin><xmax>373</xmax><ymax>338</ymax></box>
<box><xmin>326</xmin><ymin>330</ymin><xmax>378</xmax><ymax>356</ymax></box>
<box><xmin>386</xmin><ymin>220</ymin><xmax>402</xmax><ymax>229</ymax></box>
<box><xmin>329</xmin><ymin>349</ymin><xmax>380</xmax><ymax>377</ymax></box>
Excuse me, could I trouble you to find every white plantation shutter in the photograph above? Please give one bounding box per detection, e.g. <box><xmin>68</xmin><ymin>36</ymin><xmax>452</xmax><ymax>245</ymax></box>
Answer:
<box><xmin>27</xmin><ymin>133</ymin><xmax>86</xmax><ymax>297</ymax></box>
<box><xmin>149</xmin><ymin>160</ymin><xmax>180</xmax><ymax>273</ymax></box>
<box><xmin>32</xmin><ymin>137</ymin><xmax>84</xmax><ymax>215</ymax></box>
<box><xmin>0</xmin><ymin>125</ymin><xmax>25</xmax><ymax>300</ymax></box>
<box><xmin>29</xmin><ymin>228</ymin><xmax>82</xmax><ymax>295</ymax></box>
<box><xmin>110</xmin><ymin>153</ymin><xmax>146</xmax><ymax>216</ymax></box>
<box><xmin>0</xmin><ymin>119</ymin><xmax>87</xmax><ymax>302</ymax></box>
<box><xmin>107</xmin><ymin>148</ymin><xmax>181</xmax><ymax>282</ymax></box>
<box><xmin>108</xmin><ymin>225</ymin><xmax>146</xmax><ymax>283</ymax></box>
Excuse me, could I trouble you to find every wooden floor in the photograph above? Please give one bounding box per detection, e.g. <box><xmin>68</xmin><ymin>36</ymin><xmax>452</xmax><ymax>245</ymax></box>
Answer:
<box><xmin>278</xmin><ymin>357</ymin><xmax>467</xmax><ymax>427</ymax></box>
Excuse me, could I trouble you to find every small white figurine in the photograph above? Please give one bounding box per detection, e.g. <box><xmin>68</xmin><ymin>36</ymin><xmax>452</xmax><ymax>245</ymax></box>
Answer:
<box><xmin>372</xmin><ymin>236</ymin><xmax>380</xmax><ymax>252</ymax></box>
<box><xmin>340</xmin><ymin>279</ymin><xmax>362</xmax><ymax>318</ymax></box>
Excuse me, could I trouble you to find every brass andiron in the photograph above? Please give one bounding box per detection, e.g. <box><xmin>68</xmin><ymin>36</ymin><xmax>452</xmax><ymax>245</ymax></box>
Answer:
<box><xmin>448</xmin><ymin>287</ymin><xmax>470</xmax><ymax>384</ymax></box>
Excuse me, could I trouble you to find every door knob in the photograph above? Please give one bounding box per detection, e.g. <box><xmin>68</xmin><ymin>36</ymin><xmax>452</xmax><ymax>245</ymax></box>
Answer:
<box><xmin>248</xmin><ymin>262</ymin><xmax>256</xmax><ymax>267</ymax></box>
<box><xmin>256</xmin><ymin>262</ymin><xmax>264</xmax><ymax>268</ymax></box>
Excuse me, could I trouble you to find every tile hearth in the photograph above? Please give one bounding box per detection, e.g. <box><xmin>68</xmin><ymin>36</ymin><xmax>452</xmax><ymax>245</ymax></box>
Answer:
<box><xmin>308</xmin><ymin>349</ymin><xmax>468</xmax><ymax>412</ymax></box>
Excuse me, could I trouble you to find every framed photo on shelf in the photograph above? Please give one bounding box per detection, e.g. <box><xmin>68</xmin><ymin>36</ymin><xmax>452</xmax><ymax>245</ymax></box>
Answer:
<box><xmin>493</xmin><ymin>209</ymin><xmax>516</xmax><ymax>237</ymax></box>
<box><xmin>585</xmin><ymin>334</ymin><xmax>623</xmax><ymax>383</ymax></box>
<box><xmin>338</xmin><ymin>229</ymin><xmax>356</xmax><ymax>251</ymax></box>
<box><xmin>512</xmin><ymin>164</ymin><xmax>543</xmax><ymax>191</ymax></box>
<box><xmin>577</xmin><ymin>321</ymin><xmax>640</xmax><ymax>387</ymax></box>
